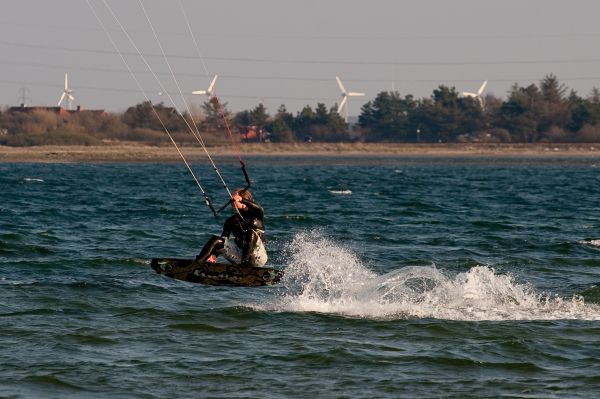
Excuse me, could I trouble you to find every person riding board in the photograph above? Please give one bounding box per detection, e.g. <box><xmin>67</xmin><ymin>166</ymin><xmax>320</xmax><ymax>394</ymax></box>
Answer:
<box><xmin>196</xmin><ymin>188</ymin><xmax>268</xmax><ymax>267</ymax></box>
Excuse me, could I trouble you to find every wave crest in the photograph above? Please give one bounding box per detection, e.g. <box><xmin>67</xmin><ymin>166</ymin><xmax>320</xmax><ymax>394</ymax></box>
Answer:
<box><xmin>257</xmin><ymin>232</ymin><xmax>600</xmax><ymax>321</ymax></box>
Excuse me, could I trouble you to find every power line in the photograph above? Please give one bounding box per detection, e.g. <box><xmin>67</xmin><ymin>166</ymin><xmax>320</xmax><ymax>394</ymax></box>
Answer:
<box><xmin>3</xmin><ymin>76</ymin><xmax>600</xmax><ymax>105</ymax></box>
<box><xmin>3</xmin><ymin>19</ymin><xmax>600</xmax><ymax>41</ymax></box>
<box><xmin>1</xmin><ymin>65</ymin><xmax>599</xmax><ymax>89</ymax></box>
<box><xmin>0</xmin><ymin>79</ymin><xmax>337</xmax><ymax>103</ymax></box>
<box><xmin>3</xmin><ymin>39</ymin><xmax>600</xmax><ymax>67</ymax></box>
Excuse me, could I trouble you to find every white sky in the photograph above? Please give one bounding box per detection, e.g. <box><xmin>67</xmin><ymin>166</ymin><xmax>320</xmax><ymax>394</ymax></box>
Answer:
<box><xmin>1</xmin><ymin>0</ymin><xmax>600</xmax><ymax>116</ymax></box>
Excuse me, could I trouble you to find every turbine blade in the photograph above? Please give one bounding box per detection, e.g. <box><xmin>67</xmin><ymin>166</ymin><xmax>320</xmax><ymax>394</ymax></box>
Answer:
<box><xmin>64</xmin><ymin>73</ymin><xmax>69</xmax><ymax>90</ymax></box>
<box><xmin>348</xmin><ymin>92</ymin><xmax>365</xmax><ymax>97</ymax></box>
<box><xmin>192</xmin><ymin>90</ymin><xmax>207</xmax><ymax>95</ymax></box>
<box><xmin>58</xmin><ymin>92</ymin><xmax>66</xmax><ymax>106</ymax></box>
<box><xmin>338</xmin><ymin>96</ymin><xmax>348</xmax><ymax>113</ymax></box>
<box><xmin>208</xmin><ymin>75</ymin><xmax>218</xmax><ymax>93</ymax></box>
<box><xmin>335</xmin><ymin>76</ymin><xmax>347</xmax><ymax>94</ymax></box>
<box><xmin>68</xmin><ymin>94</ymin><xmax>75</xmax><ymax>101</ymax></box>
<box><xmin>478</xmin><ymin>80</ymin><xmax>488</xmax><ymax>96</ymax></box>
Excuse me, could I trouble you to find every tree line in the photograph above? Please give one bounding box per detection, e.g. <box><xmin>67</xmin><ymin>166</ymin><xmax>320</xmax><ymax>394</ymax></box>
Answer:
<box><xmin>358</xmin><ymin>75</ymin><xmax>600</xmax><ymax>143</ymax></box>
<box><xmin>2</xmin><ymin>75</ymin><xmax>600</xmax><ymax>146</ymax></box>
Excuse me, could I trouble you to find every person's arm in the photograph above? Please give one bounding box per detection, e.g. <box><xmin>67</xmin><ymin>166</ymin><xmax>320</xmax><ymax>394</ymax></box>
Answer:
<box><xmin>241</xmin><ymin>199</ymin><xmax>264</xmax><ymax>218</ymax></box>
<box><xmin>221</xmin><ymin>216</ymin><xmax>233</xmax><ymax>237</ymax></box>
<box><xmin>241</xmin><ymin>200</ymin><xmax>264</xmax><ymax>231</ymax></box>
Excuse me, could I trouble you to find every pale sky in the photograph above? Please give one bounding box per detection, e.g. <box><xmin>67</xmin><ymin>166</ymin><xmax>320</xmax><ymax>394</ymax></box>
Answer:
<box><xmin>1</xmin><ymin>0</ymin><xmax>600</xmax><ymax>117</ymax></box>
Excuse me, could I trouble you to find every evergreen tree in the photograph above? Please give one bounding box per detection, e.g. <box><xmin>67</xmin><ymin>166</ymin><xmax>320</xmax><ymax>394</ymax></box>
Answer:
<box><xmin>267</xmin><ymin>105</ymin><xmax>294</xmax><ymax>142</ymax></box>
<box><xmin>540</xmin><ymin>74</ymin><xmax>567</xmax><ymax>103</ymax></box>
<box><xmin>326</xmin><ymin>106</ymin><xmax>348</xmax><ymax>140</ymax></box>
<box><xmin>274</xmin><ymin>104</ymin><xmax>294</xmax><ymax>127</ymax></box>
<box><xmin>233</xmin><ymin>110</ymin><xmax>252</xmax><ymax>127</ymax></box>
<box><xmin>537</xmin><ymin>75</ymin><xmax>570</xmax><ymax>134</ymax></box>
<box><xmin>293</xmin><ymin>105</ymin><xmax>316</xmax><ymax>140</ymax></box>
<box><xmin>122</xmin><ymin>101</ymin><xmax>185</xmax><ymax>132</ymax></box>
<box><xmin>250</xmin><ymin>103</ymin><xmax>269</xmax><ymax>128</ymax></box>
<box><xmin>566</xmin><ymin>91</ymin><xmax>590</xmax><ymax>133</ymax></box>
<box><xmin>497</xmin><ymin>84</ymin><xmax>541</xmax><ymax>141</ymax></box>
<box><xmin>200</xmin><ymin>97</ymin><xmax>231</xmax><ymax>132</ymax></box>
<box><xmin>418</xmin><ymin>86</ymin><xmax>484</xmax><ymax>141</ymax></box>
<box><xmin>315</xmin><ymin>103</ymin><xmax>329</xmax><ymax>125</ymax></box>
<box><xmin>586</xmin><ymin>88</ymin><xmax>600</xmax><ymax>126</ymax></box>
<box><xmin>358</xmin><ymin>91</ymin><xmax>417</xmax><ymax>141</ymax></box>
<box><xmin>308</xmin><ymin>105</ymin><xmax>349</xmax><ymax>142</ymax></box>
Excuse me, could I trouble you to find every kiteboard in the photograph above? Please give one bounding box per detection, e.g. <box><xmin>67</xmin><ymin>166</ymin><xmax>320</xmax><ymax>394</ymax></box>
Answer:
<box><xmin>150</xmin><ymin>258</ymin><xmax>283</xmax><ymax>287</ymax></box>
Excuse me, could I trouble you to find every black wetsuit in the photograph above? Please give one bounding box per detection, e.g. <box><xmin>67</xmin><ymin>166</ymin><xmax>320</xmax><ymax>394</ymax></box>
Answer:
<box><xmin>197</xmin><ymin>198</ymin><xmax>265</xmax><ymax>264</ymax></box>
<box><xmin>221</xmin><ymin>199</ymin><xmax>265</xmax><ymax>249</ymax></box>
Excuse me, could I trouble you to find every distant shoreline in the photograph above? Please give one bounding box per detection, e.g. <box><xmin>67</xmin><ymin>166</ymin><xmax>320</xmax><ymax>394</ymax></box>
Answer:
<box><xmin>1</xmin><ymin>143</ymin><xmax>600</xmax><ymax>163</ymax></box>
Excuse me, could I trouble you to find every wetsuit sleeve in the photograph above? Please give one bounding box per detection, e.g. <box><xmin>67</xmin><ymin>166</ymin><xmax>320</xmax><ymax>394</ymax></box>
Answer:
<box><xmin>240</xmin><ymin>199</ymin><xmax>265</xmax><ymax>232</ymax></box>
<box><xmin>221</xmin><ymin>215</ymin><xmax>234</xmax><ymax>237</ymax></box>
<box><xmin>241</xmin><ymin>199</ymin><xmax>264</xmax><ymax>219</ymax></box>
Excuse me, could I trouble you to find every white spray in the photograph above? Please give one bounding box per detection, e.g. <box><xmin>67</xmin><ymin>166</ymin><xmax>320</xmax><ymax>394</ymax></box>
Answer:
<box><xmin>255</xmin><ymin>232</ymin><xmax>600</xmax><ymax>321</ymax></box>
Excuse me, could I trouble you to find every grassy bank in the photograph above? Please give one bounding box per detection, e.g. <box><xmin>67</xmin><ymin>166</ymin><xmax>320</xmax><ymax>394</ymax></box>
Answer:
<box><xmin>1</xmin><ymin>142</ymin><xmax>600</xmax><ymax>163</ymax></box>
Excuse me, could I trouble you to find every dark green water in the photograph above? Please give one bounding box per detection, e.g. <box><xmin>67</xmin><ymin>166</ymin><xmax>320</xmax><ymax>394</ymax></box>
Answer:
<box><xmin>1</xmin><ymin>156</ymin><xmax>600</xmax><ymax>398</ymax></box>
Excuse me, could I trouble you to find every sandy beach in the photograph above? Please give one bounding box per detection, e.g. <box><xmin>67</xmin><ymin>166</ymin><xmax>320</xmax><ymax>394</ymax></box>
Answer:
<box><xmin>1</xmin><ymin>142</ymin><xmax>600</xmax><ymax>163</ymax></box>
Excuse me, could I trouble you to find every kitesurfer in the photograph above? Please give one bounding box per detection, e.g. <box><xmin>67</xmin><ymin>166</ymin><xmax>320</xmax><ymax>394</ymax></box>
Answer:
<box><xmin>196</xmin><ymin>188</ymin><xmax>267</xmax><ymax>267</ymax></box>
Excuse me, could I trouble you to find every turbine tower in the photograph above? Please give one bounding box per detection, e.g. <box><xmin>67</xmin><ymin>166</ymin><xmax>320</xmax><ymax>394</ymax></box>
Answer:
<box><xmin>460</xmin><ymin>80</ymin><xmax>488</xmax><ymax>107</ymax></box>
<box><xmin>192</xmin><ymin>75</ymin><xmax>218</xmax><ymax>98</ymax></box>
<box><xmin>57</xmin><ymin>73</ymin><xmax>75</xmax><ymax>110</ymax></box>
<box><xmin>336</xmin><ymin>76</ymin><xmax>365</xmax><ymax>123</ymax></box>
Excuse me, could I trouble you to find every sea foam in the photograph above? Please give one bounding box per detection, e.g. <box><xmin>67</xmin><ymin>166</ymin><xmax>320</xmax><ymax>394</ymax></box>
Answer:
<box><xmin>328</xmin><ymin>189</ymin><xmax>352</xmax><ymax>195</ymax></box>
<box><xmin>580</xmin><ymin>239</ymin><xmax>600</xmax><ymax>248</ymax></box>
<box><xmin>256</xmin><ymin>232</ymin><xmax>600</xmax><ymax>321</ymax></box>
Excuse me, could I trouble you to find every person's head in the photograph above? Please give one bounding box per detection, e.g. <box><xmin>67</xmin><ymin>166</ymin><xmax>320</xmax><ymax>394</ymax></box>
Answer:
<box><xmin>234</xmin><ymin>188</ymin><xmax>253</xmax><ymax>203</ymax></box>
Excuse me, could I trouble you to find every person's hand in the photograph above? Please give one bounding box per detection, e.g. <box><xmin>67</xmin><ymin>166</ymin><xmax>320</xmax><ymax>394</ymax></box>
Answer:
<box><xmin>232</xmin><ymin>193</ymin><xmax>246</xmax><ymax>209</ymax></box>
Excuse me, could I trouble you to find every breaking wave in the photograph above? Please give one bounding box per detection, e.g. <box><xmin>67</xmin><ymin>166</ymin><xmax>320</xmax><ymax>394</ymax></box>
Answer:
<box><xmin>580</xmin><ymin>239</ymin><xmax>600</xmax><ymax>248</ymax></box>
<box><xmin>328</xmin><ymin>189</ymin><xmax>352</xmax><ymax>195</ymax></box>
<box><xmin>257</xmin><ymin>232</ymin><xmax>600</xmax><ymax>321</ymax></box>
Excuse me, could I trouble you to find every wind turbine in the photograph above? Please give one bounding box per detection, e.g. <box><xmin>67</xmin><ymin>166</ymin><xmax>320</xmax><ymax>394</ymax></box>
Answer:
<box><xmin>460</xmin><ymin>80</ymin><xmax>488</xmax><ymax>107</ymax></box>
<box><xmin>336</xmin><ymin>76</ymin><xmax>365</xmax><ymax>123</ymax></box>
<box><xmin>57</xmin><ymin>73</ymin><xmax>75</xmax><ymax>110</ymax></box>
<box><xmin>192</xmin><ymin>75</ymin><xmax>218</xmax><ymax>98</ymax></box>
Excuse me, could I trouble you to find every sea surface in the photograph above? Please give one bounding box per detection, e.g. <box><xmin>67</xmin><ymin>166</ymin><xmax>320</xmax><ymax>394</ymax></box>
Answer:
<box><xmin>1</xmin><ymin>156</ymin><xmax>600</xmax><ymax>398</ymax></box>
